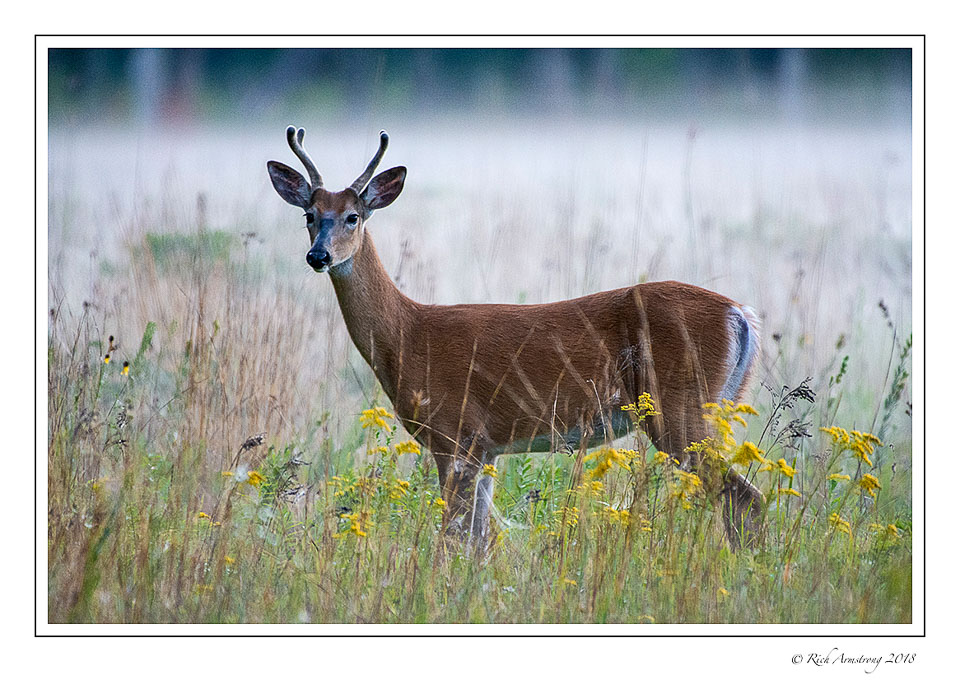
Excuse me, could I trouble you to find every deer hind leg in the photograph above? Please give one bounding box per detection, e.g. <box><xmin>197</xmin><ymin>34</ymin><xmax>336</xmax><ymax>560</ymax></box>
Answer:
<box><xmin>718</xmin><ymin>304</ymin><xmax>764</xmax><ymax>549</ymax></box>
<box><xmin>721</xmin><ymin>471</ymin><xmax>764</xmax><ymax>549</ymax></box>
<box><xmin>649</xmin><ymin>305</ymin><xmax>764</xmax><ymax>550</ymax></box>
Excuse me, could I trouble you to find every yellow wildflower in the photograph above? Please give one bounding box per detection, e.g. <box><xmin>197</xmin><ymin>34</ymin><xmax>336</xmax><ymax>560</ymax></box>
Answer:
<box><xmin>197</xmin><ymin>511</ymin><xmax>211</xmax><ymax>520</ymax></box>
<box><xmin>389</xmin><ymin>479</ymin><xmax>410</xmax><ymax>500</ymax></box>
<box><xmin>820</xmin><ymin>426</ymin><xmax>881</xmax><ymax>467</ymax></box>
<box><xmin>343</xmin><ymin>511</ymin><xmax>371</xmax><ymax>538</ymax></box>
<box><xmin>672</xmin><ymin>469</ymin><xmax>703</xmax><ymax>509</ymax></box>
<box><xmin>827</xmin><ymin>473</ymin><xmax>850</xmax><ymax>481</ymax></box>
<box><xmin>368</xmin><ymin>445</ymin><xmax>391</xmax><ymax>457</ymax></box>
<box><xmin>562</xmin><ymin>578</ymin><xmax>577</xmax><ymax>587</ymax></box>
<box><xmin>654</xmin><ymin>451</ymin><xmax>678</xmax><ymax>466</ymax></box>
<box><xmin>731</xmin><ymin>441</ymin><xmax>763</xmax><ymax>467</ymax></box>
<box><xmin>121</xmin><ymin>361</ymin><xmax>130</xmax><ymax>376</ymax></box>
<box><xmin>582</xmin><ymin>480</ymin><xmax>605</xmax><ymax>496</ymax></box>
<box><xmin>601</xmin><ymin>505</ymin><xmax>631</xmax><ymax>527</ymax></box>
<box><xmin>433</xmin><ymin>497</ymin><xmax>446</xmax><ymax>509</ymax></box>
<box><xmin>829</xmin><ymin>512</ymin><xmax>851</xmax><ymax>536</ymax></box>
<box><xmin>858</xmin><ymin>473</ymin><xmax>882</xmax><ymax>498</ymax></box>
<box><xmin>481</xmin><ymin>463</ymin><xmax>498</xmax><ymax>478</ymax></box>
<box><xmin>103</xmin><ymin>354</ymin><xmax>111</xmax><ymax>364</ymax></box>
<box><xmin>554</xmin><ymin>505</ymin><xmax>579</xmax><ymax>528</ymax></box>
<box><xmin>777</xmin><ymin>458</ymin><xmax>797</xmax><ymax>478</ymax></box>
<box><xmin>869</xmin><ymin>522</ymin><xmax>899</xmax><ymax>538</ymax></box>
<box><xmin>224</xmin><ymin>556</ymin><xmax>235</xmax><ymax>565</ymax></box>
<box><xmin>394</xmin><ymin>440</ymin><xmax>421</xmax><ymax>456</ymax></box>
<box><xmin>584</xmin><ymin>447</ymin><xmax>635</xmax><ymax>481</ymax></box>
<box><xmin>360</xmin><ymin>406</ymin><xmax>394</xmax><ymax>433</ymax></box>
<box><xmin>640</xmin><ymin>614</ymin><xmax>656</xmax><ymax>623</ymax></box>
<box><xmin>221</xmin><ymin>471</ymin><xmax>234</xmax><ymax>478</ymax></box>
<box><xmin>697</xmin><ymin>399</ymin><xmax>760</xmax><ymax>463</ymax></box>
<box><xmin>778</xmin><ymin>488</ymin><xmax>802</xmax><ymax>498</ymax></box>
<box><xmin>717</xmin><ymin>587</ymin><xmax>730</xmax><ymax>599</ymax></box>
<box><xmin>621</xmin><ymin>393</ymin><xmax>660</xmax><ymax>420</ymax></box>
<box><xmin>246</xmin><ymin>470</ymin><xmax>266</xmax><ymax>487</ymax></box>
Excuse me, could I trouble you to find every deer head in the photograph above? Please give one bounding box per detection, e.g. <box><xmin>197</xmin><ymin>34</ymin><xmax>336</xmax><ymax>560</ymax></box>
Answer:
<box><xmin>267</xmin><ymin>126</ymin><xmax>406</xmax><ymax>272</ymax></box>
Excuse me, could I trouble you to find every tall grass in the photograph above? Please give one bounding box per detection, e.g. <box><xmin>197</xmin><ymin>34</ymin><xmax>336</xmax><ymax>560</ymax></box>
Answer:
<box><xmin>46</xmin><ymin>120</ymin><xmax>912</xmax><ymax>624</ymax></box>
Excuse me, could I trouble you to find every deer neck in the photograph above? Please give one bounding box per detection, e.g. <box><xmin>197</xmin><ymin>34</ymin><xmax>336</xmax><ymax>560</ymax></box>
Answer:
<box><xmin>328</xmin><ymin>229</ymin><xmax>413</xmax><ymax>392</ymax></box>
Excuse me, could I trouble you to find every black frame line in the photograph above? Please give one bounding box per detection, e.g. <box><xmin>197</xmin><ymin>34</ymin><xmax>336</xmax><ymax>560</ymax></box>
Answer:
<box><xmin>35</xmin><ymin>33</ymin><xmax>925</xmax><ymax>639</ymax></box>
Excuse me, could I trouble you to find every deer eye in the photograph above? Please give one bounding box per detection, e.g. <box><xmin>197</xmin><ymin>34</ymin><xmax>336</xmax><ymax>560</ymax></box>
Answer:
<box><xmin>346</xmin><ymin>213</ymin><xmax>360</xmax><ymax>225</ymax></box>
<box><xmin>304</xmin><ymin>212</ymin><xmax>315</xmax><ymax>225</ymax></box>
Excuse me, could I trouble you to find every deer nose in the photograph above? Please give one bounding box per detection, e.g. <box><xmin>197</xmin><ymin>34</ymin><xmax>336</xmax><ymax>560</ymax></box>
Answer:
<box><xmin>306</xmin><ymin>248</ymin><xmax>331</xmax><ymax>271</ymax></box>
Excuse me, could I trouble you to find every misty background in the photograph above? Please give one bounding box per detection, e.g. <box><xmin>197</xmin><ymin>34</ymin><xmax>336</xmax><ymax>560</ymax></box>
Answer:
<box><xmin>47</xmin><ymin>47</ymin><xmax>913</xmax><ymax>441</ymax></box>
<box><xmin>49</xmin><ymin>48</ymin><xmax>911</xmax><ymax>127</ymax></box>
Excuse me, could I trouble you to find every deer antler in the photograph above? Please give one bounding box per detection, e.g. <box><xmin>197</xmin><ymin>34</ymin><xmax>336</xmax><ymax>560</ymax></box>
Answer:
<box><xmin>286</xmin><ymin>126</ymin><xmax>323</xmax><ymax>189</ymax></box>
<box><xmin>350</xmin><ymin>131</ymin><xmax>389</xmax><ymax>194</ymax></box>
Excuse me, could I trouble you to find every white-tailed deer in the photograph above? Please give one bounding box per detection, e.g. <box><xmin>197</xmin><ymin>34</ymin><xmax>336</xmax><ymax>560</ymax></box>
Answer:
<box><xmin>268</xmin><ymin>126</ymin><xmax>764</xmax><ymax>550</ymax></box>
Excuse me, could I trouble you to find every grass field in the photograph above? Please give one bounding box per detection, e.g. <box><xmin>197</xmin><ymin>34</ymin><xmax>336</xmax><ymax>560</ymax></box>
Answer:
<box><xmin>46</xmin><ymin>117</ymin><xmax>913</xmax><ymax>624</ymax></box>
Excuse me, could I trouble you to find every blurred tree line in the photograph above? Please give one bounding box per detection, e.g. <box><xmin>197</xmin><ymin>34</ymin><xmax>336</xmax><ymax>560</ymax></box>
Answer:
<box><xmin>48</xmin><ymin>48</ymin><xmax>911</xmax><ymax>125</ymax></box>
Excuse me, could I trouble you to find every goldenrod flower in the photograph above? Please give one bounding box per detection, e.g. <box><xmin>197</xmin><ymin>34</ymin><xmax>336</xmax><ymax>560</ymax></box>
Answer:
<box><xmin>553</xmin><ymin>505</ymin><xmax>579</xmax><ymax>528</ymax></box>
<box><xmin>367</xmin><ymin>445</ymin><xmax>390</xmax><ymax>457</ymax></box>
<box><xmin>829</xmin><ymin>512</ymin><xmax>851</xmax><ymax>536</ymax></box>
<box><xmin>481</xmin><ymin>463</ymin><xmax>498</xmax><ymax>478</ymax></box>
<box><xmin>717</xmin><ymin>587</ymin><xmax>730</xmax><ymax>599</ymax></box>
<box><xmin>731</xmin><ymin>441</ymin><xmax>763</xmax><ymax>467</ymax></box>
<box><xmin>820</xmin><ymin>426</ymin><xmax>881</xmax><ymax>466</ymax></box>
<box><xmin>621</xmin><ymin>393</ymin><xmax>660</xmax><ymax>420</ymax></box>
<box><xmin>827</xmin><ymin>473</ymin><xmax>850</xmax><ymax>481</ymax></box>
<box><xmin>778</xmin><ymin>488</ymin><xmax>802</xmax><ymax>498</ymax></box>
<box><xmin>360</xmin><ymin>406</ymin><xmax>394</xmax><ymax>432</ymax></box>
<box><xmin>601</xmin><ymin>505</ymin><xmax>631</xmax><ymax>527</ymax></box>
<box><xmin>562</xmin><ymin>578</ymin><xmax>577</xmax><ymax>586</ymax></box>
<box><xmin>776</xmin><ymin>458</ymin><xmax>797</xmax><ymax>478</ymax></box>
<box><xmin>672</xmin><ymin>469</ymin><xmax>703</xmax><ymax>509</ymax></box>
<box><xmin>869</xmin><ymin>523</ymin><xmax>900</xmax><ymax>538</ymax></box>
<box><xmin>224</xmin><ymin>556</ymin><xmax>235</xmax><ymax>565</ymax></box>
<box><xmin>394</xmin><ymin>440</ymin><xmax>421</xmax><ymax>456</ymax></box>
<box><xmin>342</xmin><ymin>510</ymin><xmax>371</xmax><ymax>537</ymax></box>
<box><xmin>858</xmin><ymin>473</ymin><xmax>881</xmax><ymax>498</ymax></box>
<box><xmin>433</xmin><ymin>497</ymin><xmax>446</xmax><ymax>509</ymax></box>
<box><xmin>246</xmin><ymin>470</ymin><xmax>266</xmax><ymax>487</ymax></box>
<box><xmin>654</xmin><ymin>451</ymin><xmax>678</xmax><ymax>466</ymax></box>
<box><xmin>197</xmin><ymin>511</ymin><xmax>211</xmax><ymax>520</ymax></box>
<box><xmin>389</xmin><ymin>479</ymin><xmax>410</xmax><ymax>500</ymax></box>
<box><xmin>584</xmin><ymin>447</ymin><xmax>634</xmax><ymax>480</ymax></box>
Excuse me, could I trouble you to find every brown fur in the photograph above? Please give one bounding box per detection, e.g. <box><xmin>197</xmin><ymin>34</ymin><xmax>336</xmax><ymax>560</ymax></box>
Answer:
<box><xmin>330</xmin><ymin>232</ymin><xmax>762</xmax><ymax>545</ymax></box>
<box><xmin>268</xmin><ymin>129</ymin><xmax>764</xmax><ymax>550</ymax></box>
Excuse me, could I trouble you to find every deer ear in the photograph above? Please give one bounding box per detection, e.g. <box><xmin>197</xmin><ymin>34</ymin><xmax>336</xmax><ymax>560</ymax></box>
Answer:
<box><xmin>267</xmin><ymin>161</ymin><xmax>311</xmax><ymax>208</ymax></box>
<box><xmin>360</xmin><ymin>166</ymin><xmax>406</xmax><ymax>211</ymax></box>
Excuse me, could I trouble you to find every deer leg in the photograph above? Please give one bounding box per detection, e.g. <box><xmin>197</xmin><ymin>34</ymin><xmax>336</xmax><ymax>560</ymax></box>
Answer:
<box><xmin>656</xmin><ymin>401</ymin><xmax>764</xmax><ymax>550</ymax></box>
<box><xmin>721</xmin><ymin>471</ymin><xmax>764</xmax><ymax>549</ymax></box>
<box><xmin>438</xmin><ymin>455</ymin><xmax>481</xmax><ymax>538</ymax></box>
<box><xmin>435</xmin><ymin>448</ymin><xmax>496</xmax><ymax>555</ymax></box>
<box><xmin>469</xmin><ymin>461</ymin><xmax>495</xmax><ymax>554</ymax></box>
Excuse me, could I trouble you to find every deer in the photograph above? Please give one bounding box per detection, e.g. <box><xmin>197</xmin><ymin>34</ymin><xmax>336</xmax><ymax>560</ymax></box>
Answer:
<box><xmin>267</xmin><ymin>126</ymin><xmax>764</xmax><ymax>552</ymax></box>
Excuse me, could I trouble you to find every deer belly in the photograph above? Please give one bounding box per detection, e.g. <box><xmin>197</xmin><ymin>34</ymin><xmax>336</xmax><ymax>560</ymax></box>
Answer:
<box><xmin>489</xmin><ymin>406</ymin><xmax>634</xmax><ymax>455</ymax></box>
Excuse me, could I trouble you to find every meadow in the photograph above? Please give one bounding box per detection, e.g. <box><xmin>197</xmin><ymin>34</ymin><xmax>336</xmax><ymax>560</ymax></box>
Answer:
<box><xmin>46</xmin><ymin>116</ymin><xmax>913</xmax><ymax>624</ymax></box>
